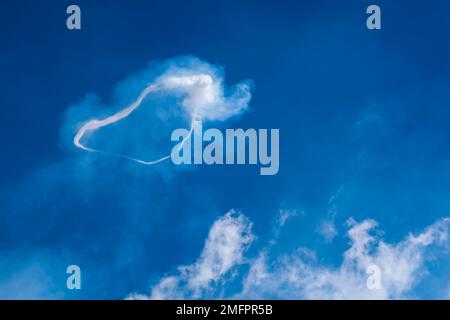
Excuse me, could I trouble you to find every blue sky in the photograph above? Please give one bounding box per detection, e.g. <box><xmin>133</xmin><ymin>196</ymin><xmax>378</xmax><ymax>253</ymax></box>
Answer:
<box><xmin>1</xmin><ymin>0</ymin><xmax>450</xmax><ymax>299</ymax></box>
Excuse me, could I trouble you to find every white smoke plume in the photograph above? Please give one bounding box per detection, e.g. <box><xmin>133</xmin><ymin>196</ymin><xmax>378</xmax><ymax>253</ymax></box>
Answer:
<box><xmin>73</xmin><ymin>57</ymin><xmax>252</xmax><ymax>164</ymax></box>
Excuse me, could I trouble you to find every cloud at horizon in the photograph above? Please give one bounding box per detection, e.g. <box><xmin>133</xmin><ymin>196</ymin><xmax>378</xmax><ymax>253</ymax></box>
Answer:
<box><xmin>129</xmin><ymin>210</ymin><xmax>450</xmax><ymax>300</ymax></box>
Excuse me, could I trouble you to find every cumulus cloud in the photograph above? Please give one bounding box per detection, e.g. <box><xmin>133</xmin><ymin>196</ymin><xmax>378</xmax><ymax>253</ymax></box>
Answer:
<box><xmin>132</xmin><ymin>210</ymin><xmax>450</xmax><ymax>300</ymax></box>
<box><xmin>240</xmin><ymin>217</ymin><xmax>450</xmax><ymax>299</ymax></box>
<box><xmin>128</xmin><ymin>210</ymin><xmax>253</xmax><ymax>299</ymax></box>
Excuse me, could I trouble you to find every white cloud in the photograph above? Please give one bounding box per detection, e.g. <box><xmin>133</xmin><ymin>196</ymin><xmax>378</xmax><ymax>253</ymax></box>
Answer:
<box><xmin>269</xmin><ymin>208</ymin><xmax>302</xmax><ymax>246</ymax></box>
<box><xmin>277</xmin><ymin>209</ymin><xmax>300</xmax><ymax>228</ymax></box>
<box><xmin>240</xmin><ymin>217</ymin><xmax>450</xmax><ymax>299</ymax></box>
<box><xmin>128</xmin><ymin>210</ymin><xmax>450</xmax><ymax>300</ymax></box>
<box><xmin>316</xmin><ymin>187</ymin><xmax>343</xmax><ymax>243</ymax></box>
<box><xmin>128</xmin><ymin>210</ymin><xmax>253</xmax><ymax>299</ymax></box>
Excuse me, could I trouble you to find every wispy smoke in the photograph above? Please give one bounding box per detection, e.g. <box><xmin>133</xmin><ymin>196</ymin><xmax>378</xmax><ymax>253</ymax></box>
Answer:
<box><xmin>73</xmin><ymin>56</ymin><xmax>252</xmax><ymax>165</ymax></box>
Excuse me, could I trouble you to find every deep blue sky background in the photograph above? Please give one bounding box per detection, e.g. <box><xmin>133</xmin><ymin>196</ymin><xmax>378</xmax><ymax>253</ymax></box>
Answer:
<box><xmin>1</xmin><ymin>0</ymin><xmax>450</xmax><ymax>298</ymax></box>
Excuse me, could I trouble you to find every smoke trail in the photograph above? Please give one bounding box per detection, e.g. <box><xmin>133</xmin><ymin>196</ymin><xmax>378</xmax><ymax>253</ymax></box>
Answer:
<box><xmin>73</xmin><ymin>58</ymin><xmax>252</xmax><ymax>165</ymax></box>
<box><xmin>73</xmin><ymin>82</ymin><xmax>191</xmax><ymax>165</ymax></box>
